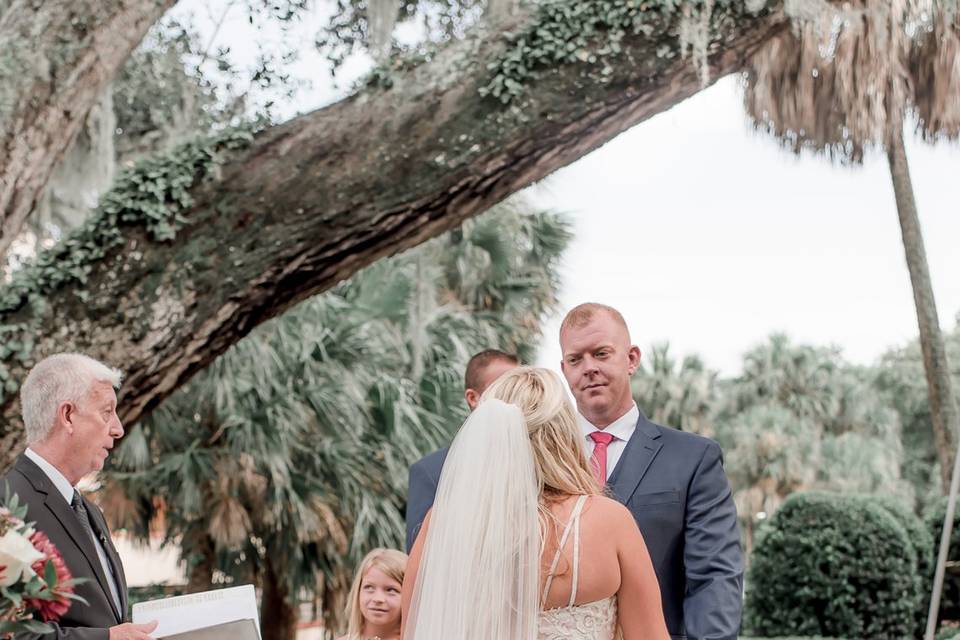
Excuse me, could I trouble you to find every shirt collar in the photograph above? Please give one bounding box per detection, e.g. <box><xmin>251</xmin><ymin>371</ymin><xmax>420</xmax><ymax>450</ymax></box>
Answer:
<box><xmin>578</xmin><ymin>403</ymin><xmax>640</xmax><ymax>442</ymax></box>
<box><xmin>24</xmin><ymin>447</ymin><xmax>75</xmax><ymax>504</ymax></box>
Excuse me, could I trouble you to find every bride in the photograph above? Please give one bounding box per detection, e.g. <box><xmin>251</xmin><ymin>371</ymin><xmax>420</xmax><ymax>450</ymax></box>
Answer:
<box><xmin>401</xmin><ymin>367</ymin><xmax>670</xmax><ymax>640</ymax></box>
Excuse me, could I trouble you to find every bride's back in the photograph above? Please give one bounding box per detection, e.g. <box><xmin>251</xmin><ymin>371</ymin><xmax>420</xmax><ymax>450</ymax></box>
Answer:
<box><xmin>540</xmin><ymin>494</ymin><xmax>629</xmax><ymax>609</ymax></box>
<box><xmin>475</xmin><ymin>367</ymin><xmax>633</xmax><ymax>610</ymax></box>
<box><xmin>401</xmin><ymin>368</ymin><xmax>669</xmax><ymax>640</ymax></box>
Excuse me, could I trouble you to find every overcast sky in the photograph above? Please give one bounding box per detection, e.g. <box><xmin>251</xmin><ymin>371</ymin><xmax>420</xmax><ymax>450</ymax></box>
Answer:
<box><xmin>192</xmin><ymin>1</ymin><xmax>960</xmax><ymax>376</ymax></box>
<box><xmin>528</xmin><ymin>82</ymin><xmax>960</xmax><ymax>375</ymax></box>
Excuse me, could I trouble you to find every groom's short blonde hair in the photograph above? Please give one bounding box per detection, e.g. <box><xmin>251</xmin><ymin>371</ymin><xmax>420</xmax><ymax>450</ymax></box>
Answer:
<box><xmin>560</xmin><ymin>303</ymin><xmax>629</xmax><ymax>336</ymax></box>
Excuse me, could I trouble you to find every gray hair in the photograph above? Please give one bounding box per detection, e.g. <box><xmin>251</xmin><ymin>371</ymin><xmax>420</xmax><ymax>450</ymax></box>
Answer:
<box><xmin>20</xmin><ymin>353</ymin><xmax>123</xmax><ymax>444</ymax></box>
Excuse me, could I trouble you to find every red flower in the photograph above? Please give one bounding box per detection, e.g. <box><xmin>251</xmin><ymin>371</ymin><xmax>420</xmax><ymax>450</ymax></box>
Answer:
<box><xmin>24</xmin><ymin>531</ymin><xmax>74</xmax><ymax>622</ymax></box>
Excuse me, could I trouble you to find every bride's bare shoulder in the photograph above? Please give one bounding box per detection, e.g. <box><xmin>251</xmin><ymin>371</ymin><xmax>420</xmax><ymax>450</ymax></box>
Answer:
<box><xmin>586</xmin><ymin>494</ymin><xmax>629</xmax><ymax>514</ymax></box>
<box><xmin>584</xmin><ymin>495</ymin><xmax>636</xmax><ymax>528</ymax></box>
<box><xmin>549</xmin><ymin>494</ymin><xmax>633</xmax><ymax>527</ymax></box>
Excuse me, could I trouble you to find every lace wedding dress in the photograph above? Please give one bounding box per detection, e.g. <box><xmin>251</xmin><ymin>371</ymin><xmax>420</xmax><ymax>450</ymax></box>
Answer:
<box><xmin>538</xmin><ymin>495</ymin><xmax>619</xmax><ymax>640</ymax></box>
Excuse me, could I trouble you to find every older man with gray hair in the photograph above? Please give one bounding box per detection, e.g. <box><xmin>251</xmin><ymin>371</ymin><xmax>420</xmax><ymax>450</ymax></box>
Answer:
<box><xmin>1</xmin><ymin>353</ymin><xmax>157</xmax><ymax>640</ymax></box>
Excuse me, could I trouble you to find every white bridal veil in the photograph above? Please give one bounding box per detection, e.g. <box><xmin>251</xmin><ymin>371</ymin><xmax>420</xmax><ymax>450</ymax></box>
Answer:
<box><xmin>404</xmin><ymin>399</ymin><xmax>541</xmax><ymax>640</ymax></box>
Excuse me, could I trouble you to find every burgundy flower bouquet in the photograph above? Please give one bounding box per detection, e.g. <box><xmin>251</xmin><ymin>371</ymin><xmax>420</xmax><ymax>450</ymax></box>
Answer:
<box><xmin>0</xmin><ymin>494</ymin><xmax>86</xmax><ymax>636</ymax></box>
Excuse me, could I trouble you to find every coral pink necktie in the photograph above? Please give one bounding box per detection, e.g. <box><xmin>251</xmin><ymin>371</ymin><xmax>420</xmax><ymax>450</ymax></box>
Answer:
<box><xmin>589</xmin><ymin>431</ymin><xmax>616</xmax><ymax>486</ymax></box>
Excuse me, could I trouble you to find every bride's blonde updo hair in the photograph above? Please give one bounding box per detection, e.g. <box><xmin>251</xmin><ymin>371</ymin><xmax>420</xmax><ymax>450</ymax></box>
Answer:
<box><xmin>482</xmin><ymin>367</ymin><xmax>601</xmax><ymax>500</ymax></box>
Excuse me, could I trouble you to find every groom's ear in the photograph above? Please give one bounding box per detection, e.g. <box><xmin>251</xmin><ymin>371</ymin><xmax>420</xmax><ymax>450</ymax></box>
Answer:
<box><xmin>627</xmin><ymin>345</ymin><xmax>641</xmax><ymax>375</ymax></box>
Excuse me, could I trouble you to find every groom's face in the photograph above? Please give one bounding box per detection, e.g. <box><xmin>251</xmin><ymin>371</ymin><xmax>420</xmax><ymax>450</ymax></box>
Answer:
<box><xmin>559</xmin><ymin>312</ymin><xmax>640</xmax><ymax>428</ymax></box>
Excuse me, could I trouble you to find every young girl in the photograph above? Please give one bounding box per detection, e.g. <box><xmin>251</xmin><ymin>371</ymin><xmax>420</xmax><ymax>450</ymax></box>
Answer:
<box><xmin>338</xmin><ymin>548</ymin><xmax>407</xmax><ymax>640</ymax></box>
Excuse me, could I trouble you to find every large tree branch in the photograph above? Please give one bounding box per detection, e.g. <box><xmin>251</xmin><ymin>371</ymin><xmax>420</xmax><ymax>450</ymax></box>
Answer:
<box><xmin>0</xmin><ymin>0</ymin><xmax>175</xmax><ymax>256</ymax></box>
<box><xmin>0</xmin><ymin>2</ymin><xmax>788</xmax><ymax>469</ymax></box>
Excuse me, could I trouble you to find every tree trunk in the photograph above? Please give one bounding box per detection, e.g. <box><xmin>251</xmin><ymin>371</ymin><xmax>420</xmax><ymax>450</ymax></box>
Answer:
<box><xmin>186</xmin><ymin>532</ymin><xmax>216</xmax><ymax>593</ymax></box>
<box><xmin>0</xmin><ymin>0</ymin><xmax>175</xmax><ymax>256</ymax></box>
<box><xmin>0</xmin><ymin>5</ymin><xmax>787</xmax><ymax>472</ymax></box>
<box><xmin>261</xmin><ymin>558</ymin><xmax>299</xmax><ymax>640</ymax></box>
<box><xmin>887</xmin><ymin>123</ymin><xmax>959</xmax><ymax>493</ymax></box>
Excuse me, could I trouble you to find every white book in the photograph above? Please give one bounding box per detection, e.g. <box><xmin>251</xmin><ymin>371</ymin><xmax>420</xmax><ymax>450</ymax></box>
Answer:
<box><xmin>132</xmin><ymin>584</ymin><xmax>262</xmax><ymax>640</ymax></box>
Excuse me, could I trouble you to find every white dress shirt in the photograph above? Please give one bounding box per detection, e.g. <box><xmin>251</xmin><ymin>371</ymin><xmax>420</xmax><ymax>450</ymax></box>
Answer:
<box><xmin>24</xmin><ymin>447</ymin><xmax>123</xmax><ymax>614</ymax></box>
<box><xmin>578</xmin><ymin>403</ymin><xmax>640</xmax><ymax>481</ymax></box>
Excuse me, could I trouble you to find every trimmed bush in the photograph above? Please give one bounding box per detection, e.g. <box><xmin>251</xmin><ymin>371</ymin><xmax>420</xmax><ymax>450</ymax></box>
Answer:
<box><xmin>868</xmin><ymin>495</ymin><xmax>934</xmax><ymax>582</ymax></box>
<box><xmin>862</xmin><ymin>494</ymin><xmax>934</xmax><ymax>634</ymax></box>
<box><xmin>745</xmin><ymin>491</ymin><xmax>923</xmax><ymax>639</ymax></box>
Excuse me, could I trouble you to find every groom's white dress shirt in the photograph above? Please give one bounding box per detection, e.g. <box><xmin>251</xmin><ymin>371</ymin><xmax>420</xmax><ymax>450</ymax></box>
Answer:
<box><xmin>578</xmin><ymin>403</ymin><xmax>639</xmax><ymax>481</ymax></box>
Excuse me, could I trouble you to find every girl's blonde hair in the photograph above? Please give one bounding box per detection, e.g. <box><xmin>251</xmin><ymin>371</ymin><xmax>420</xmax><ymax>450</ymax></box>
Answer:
<box><xmin>482</xmin><ymin>367</ymin><xmax>601</xmax><ymax>501</ymax></box>
<box><xmin>344</xmin><ymin>548</ymin><xmax>408</xmax><ymax>640</ymax></box>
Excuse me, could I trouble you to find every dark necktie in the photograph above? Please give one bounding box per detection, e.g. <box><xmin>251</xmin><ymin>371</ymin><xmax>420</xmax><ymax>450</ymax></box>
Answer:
<box><xmin>71</xmin><ymin>489</ymin><xmax>121</xmax><ymax>613</ymax></box>
<box><xmin>71</xmin><ymin>489</ymin><xmax>99</xmax><ymax>549</ymax></box>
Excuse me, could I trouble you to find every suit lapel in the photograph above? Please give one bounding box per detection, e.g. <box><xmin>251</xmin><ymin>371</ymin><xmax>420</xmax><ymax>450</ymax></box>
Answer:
<box><xmin>16</xmin><ymin>457</ymin><xmax>122</xmax><ymax>623</ymax></box>
<box><xmin>608</xmin><ymin>413</ymin><xmax>663</xmax><ymax>504</ymax></box>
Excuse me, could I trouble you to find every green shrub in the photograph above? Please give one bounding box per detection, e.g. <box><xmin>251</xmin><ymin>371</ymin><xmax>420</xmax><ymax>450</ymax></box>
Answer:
<box><xmin>927</xmin><ymin>498</ymin><xmax>960</xmax><ymax>622</ymax></box>
<box><xmin>860</xmin><ymin>494</ymin><xmax>934</xmax><ymax>633</ymax></box>
<box><xmin>867</xmin><ymin>495</ymin><xmax>934</xmax><ymax>581</ymax></box>
<box><xmin>744</xmin><ymin>491</ymin><xmax>923</xmax><ymax>639</ymax></box>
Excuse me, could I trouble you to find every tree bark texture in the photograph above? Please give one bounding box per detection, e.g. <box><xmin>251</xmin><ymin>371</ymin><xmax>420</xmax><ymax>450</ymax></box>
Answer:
<box><xmin>0</xmin><ymin>5</ymin><xmax>788</xmax><ymax>471</ymax></box>
<box><xmin>185</xmin><ymin>531</ymin><xmax>217</xmax><ymax>593</ymax></box>
<box><xmin>887</xmin><ymin>123</ymin><xmax>959</xmax><ymax>493</ymax></box>
<box><xmin>261</xmin><ymin>558</ymin><xmax>299</xmax><ymax>640</ymax></box>
<box><xmin>0</xmin><ymin>0</ymin><xmax>175</xmax><ymax>256</ymax></box>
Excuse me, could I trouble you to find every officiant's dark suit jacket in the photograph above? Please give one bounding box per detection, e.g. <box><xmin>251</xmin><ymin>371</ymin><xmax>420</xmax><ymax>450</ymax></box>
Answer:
<box><xmin>2</xmin><ymin>454</ymin><xmax>128</xmax><ymax>640</ymax></box>
<box><xmin>405</xmin><ymin>411</ymin><xmax>743</xmax><ymax>640</ymax></box>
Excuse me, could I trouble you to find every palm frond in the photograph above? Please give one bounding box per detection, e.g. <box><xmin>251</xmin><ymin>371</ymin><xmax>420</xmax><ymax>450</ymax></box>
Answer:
<box><xmin>103</xmin><ymin>197</ymin><xmax>572</xmax><ymax>629</ymax></box>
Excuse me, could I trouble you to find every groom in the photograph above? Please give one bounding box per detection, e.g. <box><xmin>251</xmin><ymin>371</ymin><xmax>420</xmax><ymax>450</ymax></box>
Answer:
<box><xmin>560</xmin><ymin>303</ymin><xmax>743</xmax><ymax>640</ymax></box>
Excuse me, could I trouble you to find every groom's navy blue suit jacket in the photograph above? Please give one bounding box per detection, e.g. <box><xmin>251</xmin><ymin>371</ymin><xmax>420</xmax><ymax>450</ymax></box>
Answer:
<box><xmin>405</xmin><ymin>411</ymin><xmax>744</xmax><ymax>640</ymax></box>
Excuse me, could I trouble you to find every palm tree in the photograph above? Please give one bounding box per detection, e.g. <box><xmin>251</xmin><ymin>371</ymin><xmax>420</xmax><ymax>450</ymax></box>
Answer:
<box><xmin>104</xmin><ymin>297</ymin><xmax>398</xmax><ymax>639</ymax></box>
<box><xmin>721</xmin><ymin>403</ymin><xmax>820</xmax><ymax>556</ymax></box>
<box><xmin>718</xmin><ymin>334</ymin><xmax>910</xmax><ymax>555</ymax></box>
<box><xmin>742</xmin><ymin>2</ymin><xmax>960</xmax><ymax>492</ymax></box>
<box><xmin>729</xmin><ymin>333</ymin><xmax>842</xmax><ymax>421</ymax></box>
<box><xmin>103</xmin><ymin>199</ymin><xmax>571</xmax><ymax>640</ymax></box>
<box><xmin>629</xmin><ymin>335</ymin><xmax>910</xmax><ymax>555</ymax></box>
<box><xmin>631</xmin><ymin>342</ymin><xmax>720</xmax><ymax>437</ymax></box>
<box><xmin>875</xmin><ymin>320</ymin><xmax>960</xmax><ymax>510</ymax></box>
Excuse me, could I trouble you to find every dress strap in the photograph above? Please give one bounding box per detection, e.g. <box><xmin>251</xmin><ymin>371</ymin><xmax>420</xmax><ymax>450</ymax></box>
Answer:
<box><xmin>541</xmin><ymin>495</ymin><xmax>590</xmax><ymax>607</ymax></box>
<box><xmin>568</xmin><ymin>494</ymin><xmax>587</xmax><ymax>606</ymax></box>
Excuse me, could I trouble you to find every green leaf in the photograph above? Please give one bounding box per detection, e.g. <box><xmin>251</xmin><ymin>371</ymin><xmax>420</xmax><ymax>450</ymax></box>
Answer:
<box><xmin>44</xmin><ymin>558</ymin><xmax>57</xmax><ymax>587</ymax></box>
